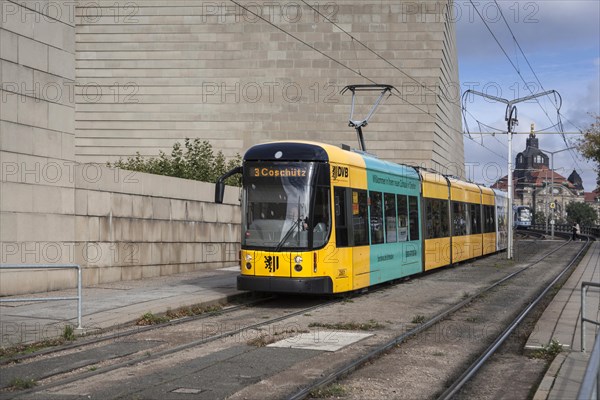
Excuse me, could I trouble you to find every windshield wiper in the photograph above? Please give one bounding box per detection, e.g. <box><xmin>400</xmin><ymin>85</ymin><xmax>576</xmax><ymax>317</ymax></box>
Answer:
<box><xmin>274</xmin><ymin>219</ymin><xmax>300</xmax><ymax>252</ymax></box>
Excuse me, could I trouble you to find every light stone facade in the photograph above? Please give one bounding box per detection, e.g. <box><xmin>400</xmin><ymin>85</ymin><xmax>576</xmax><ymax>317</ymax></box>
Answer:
<box><xmin>1</xmin><ymin>0</ymin><xmax>78</xmax><ymax>292</ymax></box>
<box><xmin>1</xmin><ymin>163</ymin><xmax>241</xmax><ymax>295</ymax></box>
<box><xmin>74</xmin><ymin>1</ymin><xmax>464</xmax><ymax>175</ymax></box>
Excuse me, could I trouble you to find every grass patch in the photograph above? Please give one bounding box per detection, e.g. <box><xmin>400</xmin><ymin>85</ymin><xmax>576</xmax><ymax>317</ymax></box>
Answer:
<box><xmin>247</xmin><ymin>335</ymin><xmax>273</xmax><ymax>347</ymax></box>
<box><xmin>62</xmin><ymin>325</ymin><xmax>76</xmax><ymax>341</ymax></box>
<box><xmin>165</xmin><ymin>304</ymin><xmax>223</xmax><ymax>320</ymax></box>
<box><xmin>461</xmin><ymin>291</ymin><xmax>471</xmax><ymax>300</ymax></box>
<box><xmin>0</xmin><ymin>323</ymin><xmax>77</xmax><ymax>360</ymax></box>
<box><xmin>310</xmin><ymin>383</ymin><xmax>347</xmax><ymax>398</ymax></box>
<box><xmin>411</xmin><ymin>315</ymin><xmax>426</xmax><ymax>324</ymax></box>
<box><xmin>308</xmin><ymin>320</ymin><xmax>384</xmax><ymax>331</ymax></box>
<box><xmin>136</xmin><ymin>312</ymin><xmax>170</xmax><ymax>326</ymax></box>
<box><xmin>531</xmin><ymin>339</ymin><xmax>563</xmax><ymax>360</ymax></box>
<box><xmin>8</xmin><ymin>377</ymin><xmax>37</xmax><ymax>390</ymax></box>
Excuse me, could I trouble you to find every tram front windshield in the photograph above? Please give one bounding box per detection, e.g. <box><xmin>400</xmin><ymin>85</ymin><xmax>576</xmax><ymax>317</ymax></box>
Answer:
<box><xmin>517</xmin><ymin>208</ymin><xmax>531</xmax><ymax>221</ymax></box>
<box><xmin>242</xmin><ymin>162</ymin><xmax>330</xmax><ymax>250</ymax></box>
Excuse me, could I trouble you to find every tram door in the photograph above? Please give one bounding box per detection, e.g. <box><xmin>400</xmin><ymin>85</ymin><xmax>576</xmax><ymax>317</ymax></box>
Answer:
<box><xmin>333</xmin><ymin>187</ymin><xmax>354</xmax><ymax>292</ymax></box>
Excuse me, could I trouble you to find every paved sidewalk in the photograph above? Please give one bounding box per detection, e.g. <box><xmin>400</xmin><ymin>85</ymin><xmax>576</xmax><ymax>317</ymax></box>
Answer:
<box><xmin>530</xmin><ymin>241</ymin><xmax>600</xmax><ymax>400</ymax></box>
<box><xmin>0</xmin><ymin>266</ymin><xmax>242</xmax><ymax>348</ymax></box>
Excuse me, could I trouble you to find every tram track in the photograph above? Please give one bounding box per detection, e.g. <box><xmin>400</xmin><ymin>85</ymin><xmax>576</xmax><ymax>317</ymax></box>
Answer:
<box><xmin>0</xmin><ymin>296</ymin><xmax>342</xmax><ymax>398</ymax></box>
<box><xmin>0</xmin><ymin>295</ymin><xmax>269</xmax><ymax>367</ymax></box>
<box><xmin>1</xmin><ymin>237</ymin><xmax>586</xmax><ymax>399</ymax></box>
<box><xmin>436</xmin><ymin>236</ymin><xmax>592</xmax><ymax>400</ymax></box>
<box><xmin>515</xmin><ymin>229</ymin><xmax>546</xmax><ymax>240</ymax></box>
<box><xmin>285</xmin><ymin>236</ymin><xmax>588</xmax><ymax>399</ymax></box>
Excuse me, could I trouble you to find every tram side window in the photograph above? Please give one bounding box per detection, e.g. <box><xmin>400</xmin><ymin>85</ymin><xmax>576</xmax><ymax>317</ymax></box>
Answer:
<box><xmin>369</xmin><ymin>191</ymin><xmax>384</xmax><ymax>244</ymax></box>
<box><xmin>334</xmin><ymin>187</ymin><xmax>349</xmax><ymax>247</ymax></box>
<box><xmin>484</xmin><ymin>205</ymin><xmax>495</xmax><ymax>233</ymax></box>
<box><xmin>424</xmin><ymin>198</ymin><xmax>449</xmax><ymax>239</ymax></box>
<box><xmin>490</xmin><ymin>205</ymin><xmax>496</xmax><ymax>233</ymax></box>
<box><xmin>313</xmin><ymin>186</ymin><xmax>331</xmax><ymax>248</ymax></box>
<box><xmin>470</xmin><ymin>203</ymin><xmax>482</xmax><ymax>235</ymax></box>
<box><xmin>353</xmin><ymin>190</ymin><xmax>369</xmax><ymax>246</ymax></box>
<box><xmin>452</xmin><ymin>201</ymin><xmax>467</xmax><ymax>236</ymax></box>
<box><xmin>408</xmin><ymin>196</ymin><xmax>420</xmax><ymax>241</ymax></box>
<box><xmin>384</xmin><ymin>193</ymin><xmax>397</xmax><ymax>243</ymax></box>
<box><xmin>397</xmin><ymin>194</ymin><xmax>408</xmax><ymax>242</ymax></box>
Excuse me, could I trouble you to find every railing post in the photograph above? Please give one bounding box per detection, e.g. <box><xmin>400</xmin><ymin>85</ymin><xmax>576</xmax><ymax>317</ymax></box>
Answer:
<box><xmin>581</xmin><ymin>283</ymin><xmax>587</xmax><ymax>353</ymax></box>
<box><xmin>77</xmin><ymin>265</ymin><xmax>83</xmax><ymax>330</ymax></box>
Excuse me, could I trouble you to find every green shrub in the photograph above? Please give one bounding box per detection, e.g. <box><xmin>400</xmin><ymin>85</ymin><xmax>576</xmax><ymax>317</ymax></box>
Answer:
<box><xmin>108</xmin><ymin>139</ymin><xmax>242</xmax><ymax>186</ymax></box>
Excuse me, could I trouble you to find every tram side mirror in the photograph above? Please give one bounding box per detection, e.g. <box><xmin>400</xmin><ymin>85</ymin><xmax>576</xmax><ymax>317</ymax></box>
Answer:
<box><xmin>214</xmin><ymin>166</ymin><xmax>242</xmax><ymax>204</ymax></box>
<box><xmin>215</xmin><ymin>181</ymin><xmax>225</xmax><ymax>204</ymax></box>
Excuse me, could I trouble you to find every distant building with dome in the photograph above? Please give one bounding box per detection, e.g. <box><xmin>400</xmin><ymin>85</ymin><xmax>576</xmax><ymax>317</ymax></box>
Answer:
<box><xmin>492</xmin><ymin>127</ymin><xmax>585</xmax><ymax>223</ymax></box>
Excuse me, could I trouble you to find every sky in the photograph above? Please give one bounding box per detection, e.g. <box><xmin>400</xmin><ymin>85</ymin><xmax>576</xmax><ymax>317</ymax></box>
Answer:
<box><xmin>455</xmin><ymin>0</ymin><xmax>600</xmax><ymax>191</ymax></box>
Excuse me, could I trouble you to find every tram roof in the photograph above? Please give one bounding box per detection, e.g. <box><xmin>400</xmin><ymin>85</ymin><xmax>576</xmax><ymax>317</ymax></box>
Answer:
<box><xmin>244</xmin><ymin>141</ymin><xmax>418</xmax><ymax>178</ymax></box>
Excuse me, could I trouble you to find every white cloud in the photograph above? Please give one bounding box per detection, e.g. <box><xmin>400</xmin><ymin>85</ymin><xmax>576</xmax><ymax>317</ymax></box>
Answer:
<box><xmin>456</xmin><ymin>0</ymin><xmax>600</xmax><ymax>60</ymax></box>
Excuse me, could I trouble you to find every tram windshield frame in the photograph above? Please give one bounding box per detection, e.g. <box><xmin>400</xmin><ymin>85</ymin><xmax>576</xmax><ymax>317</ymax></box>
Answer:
<box><xmin>516</xmin><ymin>207</ymin><xmax>531</xmax><ymax>221</ymax></box>
<box><xmin>241</xmin><ymin>161</ymin><xmax>331</xmax><ymax>251</ymax></box>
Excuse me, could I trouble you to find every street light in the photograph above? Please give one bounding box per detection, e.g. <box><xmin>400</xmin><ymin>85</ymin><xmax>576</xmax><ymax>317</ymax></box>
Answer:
<box><xmin>538</xmin><ymin>146</ymin><xmax>576</xmax><ymax>238</ymax></box>
<box><xmin>462</xmin><ymin>89</ymin><xmax>559</xmax><ymax>259</ymax></box>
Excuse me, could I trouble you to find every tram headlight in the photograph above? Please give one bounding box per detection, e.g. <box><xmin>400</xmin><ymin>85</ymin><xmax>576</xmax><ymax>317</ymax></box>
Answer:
<box><xmin>245</xmin><ymin>254</ymin><xmax>253</xmax><ymax>261</ymax></box>
<box><xmin>294</xmin><ymin>255</ymin><xmax>303</xmax><ymax>263</ymax></box>
<box><xmin>294</xmin><ymin>264</ymin><xmax>303</xmax><ymax>272</ymax></box>
<box><xmin>246</xmin><ymin>262</ymin><xmax>252</xmax><ymax>270</ymax></box>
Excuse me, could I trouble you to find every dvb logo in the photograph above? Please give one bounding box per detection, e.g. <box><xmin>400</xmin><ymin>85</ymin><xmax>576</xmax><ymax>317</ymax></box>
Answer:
<box><xmin>332</xmin><ymin>166</ymin><xmax>349</xmax><ymax>180</ymax></box>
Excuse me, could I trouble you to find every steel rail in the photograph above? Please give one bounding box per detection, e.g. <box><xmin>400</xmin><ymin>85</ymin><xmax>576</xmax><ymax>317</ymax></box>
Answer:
<box><xmin>437</xmin><ymin>237</ymin><xmax>592</xmax><ymax>400</ymax></box>
<box><xmin>287</xmin><ymin>238</ymin><xmax>576</xmax><ymax>400</ymax></box>
<box><xmin>0</xmin><ymin>294</ymin><xmax>270</xmax><ymax>366</ymax></box>
<box><xmin>6</xmin><ymin>297</ymin><xmax>342</xmax><ymax>399</ymax></box>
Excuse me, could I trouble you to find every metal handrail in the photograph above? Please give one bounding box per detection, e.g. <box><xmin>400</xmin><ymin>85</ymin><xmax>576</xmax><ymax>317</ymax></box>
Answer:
<box><xmin>578</xmin><ymin>281</ymin><xmax>600</xmax><ymax>400</ymax></box>
<box><xmin>581</xmin><ymin>281</ymin><xmax>600</xmax><ymax>353</ymax></box>
<box><xmin>531</xmin><ymin>223</ymin><xmax>600</xmax><ymax>238</ymax></box>
<box><xmin>0</xmin><ymin>264</ymin><xmax>82</xmax><ymax>329</ymax></box>
<box><xmin>578</xmin><ymin>331</ymin><xmax>600</xmax><ymax>400</ymax></box>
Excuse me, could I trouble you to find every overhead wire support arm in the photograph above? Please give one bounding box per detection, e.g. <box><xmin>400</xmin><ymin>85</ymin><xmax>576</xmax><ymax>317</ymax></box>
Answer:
<box><xmin>340</xmin><ymin>84</ymin><xmax>397</xmax><ymax>152</ymax></box>
<box><xmin>462</xmin><ymin>88</ymin><xmax>561</xmax><ymax>261</ymax></box>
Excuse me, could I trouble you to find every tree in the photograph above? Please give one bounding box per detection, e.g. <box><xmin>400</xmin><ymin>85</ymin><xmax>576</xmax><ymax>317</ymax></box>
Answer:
<box><xmin>108</xmin><ymin>139</ymin><xmax>242</xmax><ymax>186</ymax></box>
<box><xmin>565</xmin><ymin>202</ymin><xmax>597</xmax><ymax>226</ymax></box>
<box><xmin>577</xmin><ymin>114</ymin><xmax>600</xmax><ymax>190</ymax></box>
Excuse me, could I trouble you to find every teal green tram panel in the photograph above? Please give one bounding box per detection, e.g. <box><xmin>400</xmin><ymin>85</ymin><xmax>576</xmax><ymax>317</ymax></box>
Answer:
<box><xmin>362</xmin><ymin>155</ymin><xmax>423</xmax><ymax>285</ymax></box>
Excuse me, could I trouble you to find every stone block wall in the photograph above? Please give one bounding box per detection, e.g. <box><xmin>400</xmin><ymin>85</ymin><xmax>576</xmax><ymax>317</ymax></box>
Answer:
<box><xmin>1</xmin><ymin>164</ymin><xmax>241</xmax><ymax>295</ymax></box>
<box><xmin>1</xmin><ymin>0</ymin><xmax>78</xmax><ymax>293</ymax></box>
<box><xmin>73</xmin><ymin>165</ymin><xmax>241</xmax><ymax>288</ymax></box>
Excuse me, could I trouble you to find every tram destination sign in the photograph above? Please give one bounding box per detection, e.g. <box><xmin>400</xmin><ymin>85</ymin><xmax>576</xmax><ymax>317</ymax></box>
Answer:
<box><xmin>249</xmin><ymin>165</ymin><xmax>308</xmax><ymax>178</ymax></box>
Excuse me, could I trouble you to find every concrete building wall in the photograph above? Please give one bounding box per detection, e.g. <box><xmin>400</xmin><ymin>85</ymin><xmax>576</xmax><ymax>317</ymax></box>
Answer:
<box><xmin>1</xmin><ymin>164</ymin><xmax>241</xmax><ymax>295</ymax></box>
<box><xmin>1</xmin><ymin>0</ymin><xmax>78</xmax><ymax>290</ymax></box>
<box><xmin>72</xmin><ymin>166</ymin><xmax>240</xmax><ymax>290</ymax></box>
<box><xmin>74</xmin><ymin>0</ymin><xmax>464</xmax><ymax>175</ymax></box>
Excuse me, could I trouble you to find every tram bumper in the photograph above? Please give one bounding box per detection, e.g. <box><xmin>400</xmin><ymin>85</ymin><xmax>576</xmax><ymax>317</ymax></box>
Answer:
<box><xmin>237</xmin><ymin>275</ymin><xmax>333</xmax><ymax>294</ymax></box>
